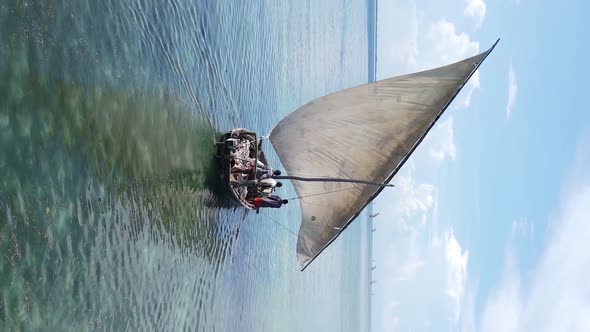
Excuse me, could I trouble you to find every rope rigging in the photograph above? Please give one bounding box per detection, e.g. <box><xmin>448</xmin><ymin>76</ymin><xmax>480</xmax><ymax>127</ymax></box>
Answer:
<box><xmin>285</xmin><ymin>187</ymin><xmax>358</xmax><ymax>200</ymax></box>
<box><xmin>261</xmin><ymin>210</ymin><xmax>300</xmax><ymax>240</ymax></box>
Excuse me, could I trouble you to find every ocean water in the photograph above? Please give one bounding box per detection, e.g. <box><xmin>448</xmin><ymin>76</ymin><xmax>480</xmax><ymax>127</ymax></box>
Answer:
<box><xmin>0</xmin><ymin>1</ymin><xmax>373</xmax><ymax>331</ymax></box>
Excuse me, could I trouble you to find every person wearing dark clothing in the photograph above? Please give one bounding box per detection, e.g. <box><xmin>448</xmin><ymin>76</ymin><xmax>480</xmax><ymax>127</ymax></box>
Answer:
<box><xmin>250</xmin><ymin>195</ymin><xmax>288</xmax><ymax>208</ymax></box>
<box><xmin>234</xmin><ymin>165</ymin><xmax>281</xmax><ymax>180</ymax></box>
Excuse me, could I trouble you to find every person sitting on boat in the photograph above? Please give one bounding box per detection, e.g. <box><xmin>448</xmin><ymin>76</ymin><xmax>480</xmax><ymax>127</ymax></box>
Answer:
<box><xmin>230</xmin><ymin>178</ymin><xmax>282</xmax><ymax>192</ymax></box>
<box><xmin>230</xmin><ymin>179</ymin><xmax>258</xmax><ymax>188</ymax></box>
<box><xmin>261</xmin><ymin>168</ymin><xmax>281</xmax><ymax>179</ymax></box>
<box><xmin>225</xmin><ymin>137</ymin><xmax>240</xmax><ymax>146</ymax></box>
<box><xmin>233</xmin><ymin>162</ymin><xmax>281</xmax><ymax>180</ymax></box>
<box><xmin>259</xmin><ymin>179</ymin><xmax>282</xmax><ymax>195</ymax></box>
<box><xmin>249</xmin><ymin>194</ymin><xmax>288</xmax><ymax>209</ymax></box>
<box><xmin>253</xmin><ymin>159</ymin><xmax>280</xmax><ymax>178</ymax></box>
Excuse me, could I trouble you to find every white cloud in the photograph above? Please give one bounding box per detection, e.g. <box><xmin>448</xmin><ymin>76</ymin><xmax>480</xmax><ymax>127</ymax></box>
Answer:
<box><xmin>375</xmin><ymin>222</ymin><xmax>470</xmax><ymax>330</ymax></box>
<box><xmin>463</xmin><ymin>70</ymin><xmax>480</xmax><ymax>107</ymax></box>
<box><xmin>459</xmin><ymin>280</ymin><xmax>478</xmax><ymax>332</ymax></box>
<box><xmin>478</xmin><ymin>140</ymin><xmax>590</xmax><ymax>332</ymax></box>
<box><xmin>445</xmin><ymin>230</ymin><xmax>469</xmax><ymax>322</ymax></box>
<box><xmin>480</xmin><ymin>253</ymin><xmax>522</xmax><ymax>332</ymax></box>
<box><xmin>374</xmin><ymin>161</ymin><xmax>469</xmax><ymax>330</ymax></box>
<box><xmin>378</xmin><ymin>6</ymin><xmax>480</xmax><ymax>71</ymax></box>
<box><xmin>377</xmin><ymin>0</ymin><xmax>420</xmax><ymax>72</ymax></box>
<box><xmin>381</xmin><ymin>311</ymin><xmax>400</xmax><ymax>332</ymax></box>
<box><xmin>426</xmin><ymin>19</ymin><xmax>481</xmax><ymax>107</ymax></box>
<box><xmin>384</xmin><ymin>162</ymin><xmax>435</xmax><ymax>232</ymax></box>
<box><xmin>511</xmin><ymin>217</ymin><xmax>534</xmax><ymax>240</ymax></box>
<box><xmin>378</xmin><ymin>3</ymin><xmax>483</xmax><ymax>107</ymax></box>
<box><xmin>428</xmin><ymin>117</ymin><xmax>457</xmax><ymax>162</ymax></box>
<box><xmin>377</xmin><ymin>163</ymin><xmax>433</xmax><ymax>285</ymax></box>
<box><xmin>507</xmin><ymin>62</ymin><xmax>518</xmax><ymax>119</ymax></box>
<box><xmin>464</xmin><ymin>0</ymin><xmax>486</xmax><ymax>28</ymax></box>
<box><xmin>424</xmin><ymin>19</ymin><xmax>480</xmax><ymax>68</ymax></box>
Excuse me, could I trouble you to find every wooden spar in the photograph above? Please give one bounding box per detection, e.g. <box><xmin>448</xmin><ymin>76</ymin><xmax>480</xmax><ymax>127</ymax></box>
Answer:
<box><xmin>271</xmin><ymin>175</ymin><xmax>394</xmax><ymax>187</ymax></box>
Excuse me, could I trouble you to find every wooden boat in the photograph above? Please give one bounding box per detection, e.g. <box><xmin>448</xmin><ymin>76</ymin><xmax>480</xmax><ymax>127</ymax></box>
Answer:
<box><xmin>215</xmin><ymin>128</ymin><xmax>271</xmax><ymax>209</ymax></box>
<box><xmin>216</xmin><ymin>40</ymin><xmax>499</xmax><ymax>270</ymax></box>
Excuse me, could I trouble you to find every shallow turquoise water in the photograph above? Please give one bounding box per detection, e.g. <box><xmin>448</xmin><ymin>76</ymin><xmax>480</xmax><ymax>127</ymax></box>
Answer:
<box><xmin>0</xmin><ymin>1</ymin><xmax>372</xmax><ymax>330</ymax></box>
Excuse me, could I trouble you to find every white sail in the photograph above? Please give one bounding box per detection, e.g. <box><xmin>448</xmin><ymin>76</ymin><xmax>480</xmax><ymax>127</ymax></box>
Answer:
<box><xmin>269</xmin><ymin>41</ymin><xmax>498</xmax><ymax>270</ymax></box>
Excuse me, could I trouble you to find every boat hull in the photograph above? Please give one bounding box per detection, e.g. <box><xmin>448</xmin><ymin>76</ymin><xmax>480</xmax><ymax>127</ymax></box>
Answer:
<box><xmin>215</xmin><ymin>128</ymin><xmax>268</xmax><ymax>210</ymax></box>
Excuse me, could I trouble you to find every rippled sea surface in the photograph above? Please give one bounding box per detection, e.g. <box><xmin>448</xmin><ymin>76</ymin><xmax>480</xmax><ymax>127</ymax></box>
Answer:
<box><xmin>0</xmin><ymin>1</ymin><xmax>371</xmax><ymax>331</ymax></box>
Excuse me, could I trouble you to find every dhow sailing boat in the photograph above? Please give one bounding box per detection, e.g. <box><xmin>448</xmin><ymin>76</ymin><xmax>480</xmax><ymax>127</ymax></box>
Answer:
<box><xmin>216</xmin><ymin>39</ymin><xmax>499</xmax><ymax>270</ymax></box>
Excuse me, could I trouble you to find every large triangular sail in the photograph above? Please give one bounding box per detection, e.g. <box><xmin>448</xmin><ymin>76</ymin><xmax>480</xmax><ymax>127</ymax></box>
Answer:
<box><xmin>269</xmin><ymin>40</ymin><xmax>498</xmax><ymax>270</ymax></box>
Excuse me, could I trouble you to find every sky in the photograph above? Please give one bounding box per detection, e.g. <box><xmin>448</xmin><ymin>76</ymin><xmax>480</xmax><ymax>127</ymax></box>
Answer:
<box><xmin>372</xmin><ymin>0</ymin><xmax>590</xmax><ymax>331</ymax></box>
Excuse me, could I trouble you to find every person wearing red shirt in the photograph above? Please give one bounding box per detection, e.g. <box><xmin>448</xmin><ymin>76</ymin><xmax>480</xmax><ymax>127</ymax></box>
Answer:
<box><xmin>250</xmin><ymin>195</ymin><xmax>288</xmax><ymax>208</ymax></box>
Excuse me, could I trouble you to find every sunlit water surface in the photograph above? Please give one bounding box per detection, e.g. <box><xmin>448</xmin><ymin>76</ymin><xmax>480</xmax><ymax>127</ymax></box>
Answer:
<box><xmin>0</xmin><ymin>1</ymin><xmax>372</xmax><ymax>331</ymax></box>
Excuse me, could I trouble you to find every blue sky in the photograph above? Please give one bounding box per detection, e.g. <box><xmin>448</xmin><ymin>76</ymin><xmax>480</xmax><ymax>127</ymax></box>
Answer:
<box><xmin>372</xmin><ymin>0</ymin><xmax>590</xmax><ymax>331</ymax></box>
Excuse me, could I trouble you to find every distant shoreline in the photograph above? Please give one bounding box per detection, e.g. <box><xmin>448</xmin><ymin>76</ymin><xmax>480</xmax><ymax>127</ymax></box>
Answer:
<box><xmin>367</xmin><ymin>0</ymin><xmax>377</xmax><ymax>83</ymax></box>
<box><xmin>365</xmin><ymin>201</ymin><xmax>374</xmax><ymax>332</ymax></box>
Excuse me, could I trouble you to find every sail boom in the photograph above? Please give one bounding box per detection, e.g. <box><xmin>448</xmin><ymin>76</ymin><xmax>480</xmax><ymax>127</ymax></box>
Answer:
<box><xmin>272</xmin><ymin>175</ymin><xmax>395</xmax><ymax>187</ymax></box>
